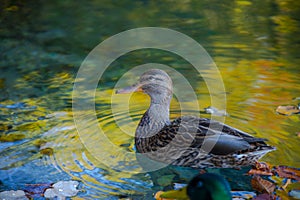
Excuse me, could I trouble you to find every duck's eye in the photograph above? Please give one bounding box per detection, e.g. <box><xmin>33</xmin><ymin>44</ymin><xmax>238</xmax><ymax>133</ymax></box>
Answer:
<box><xmin>196</xmin><ymin>181</ymin><xmax>203</xmax><ymax>188</ymax></box>
<box><xmin>148</xmin><ymin>76</ymin><xmax>155</xmax><ymax>81</ymax></box>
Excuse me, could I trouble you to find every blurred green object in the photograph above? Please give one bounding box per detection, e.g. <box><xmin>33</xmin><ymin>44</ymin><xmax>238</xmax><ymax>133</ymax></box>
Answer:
<box><xmin>158</xmin><ymin>173</ymin><xmax>231</xmax><ymax>200</ymax></box>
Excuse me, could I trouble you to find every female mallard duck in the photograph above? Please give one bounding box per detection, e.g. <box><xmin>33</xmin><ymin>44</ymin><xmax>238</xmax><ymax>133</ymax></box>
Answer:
<box><xmin>156</xmin><ymin>173</ymin><xmax>231</xmax><ymax>200</ymax></box>
<box><xmin>116</xmin><ymin>69</ymin><xmax>275</xmax><ymax>168</ymax></box>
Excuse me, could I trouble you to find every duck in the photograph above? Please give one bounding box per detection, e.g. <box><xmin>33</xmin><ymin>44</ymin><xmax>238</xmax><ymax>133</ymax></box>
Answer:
<box><xmin>155</xmin><ymin>173</ymin><xmax>231</xmax><ymax>200</ymax></box>
<box><xmin>116</xmin><ymin>69</ymin><xmax>275</xmax><ymax>168</ymax></box>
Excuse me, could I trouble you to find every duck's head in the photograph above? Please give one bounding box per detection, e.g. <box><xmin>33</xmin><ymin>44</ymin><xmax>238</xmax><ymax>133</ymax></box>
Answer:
<box><xmin>116</xmin><ymin>69</ymin><xmax>173</xmax><ymax>104</ymax></box>
<box><xmin>187</xmin><ymin>173</ymin><xmax>231</xmax><ymax>200</ymax></box>
<box><xmin>157</xmin><ymin>173</ymin><xmax>231</xmax><ymax>200</ymax></box>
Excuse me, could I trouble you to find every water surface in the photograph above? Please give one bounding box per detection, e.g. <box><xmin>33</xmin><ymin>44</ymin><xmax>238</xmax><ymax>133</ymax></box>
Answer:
<box><xmin>0</xmin><ymin>0</ymin><xmax>299</xmax><ymax>199</ymax></box>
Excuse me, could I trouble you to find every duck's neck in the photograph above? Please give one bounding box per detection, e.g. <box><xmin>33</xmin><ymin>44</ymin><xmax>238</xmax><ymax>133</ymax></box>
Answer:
<box><xmin>136</xmin><ymin>95</ymin><xmax>171</xmax><ymax>139</ymax></box>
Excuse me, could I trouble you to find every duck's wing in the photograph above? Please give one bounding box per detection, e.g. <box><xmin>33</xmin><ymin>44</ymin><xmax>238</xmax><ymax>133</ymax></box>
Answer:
<box><xmin>168</xmin><ymin>116</ymin><xmax>270</xmax><ymax>155</ymax></box>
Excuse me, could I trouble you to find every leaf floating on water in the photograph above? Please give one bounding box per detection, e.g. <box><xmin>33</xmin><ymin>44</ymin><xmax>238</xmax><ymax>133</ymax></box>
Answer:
<box><xmin>24</xmin><ymin>183</ymin><xmax>52</xmax><ymax>199</ymax></box>
<box><xmin>274</xmin><ymin>166</ymin><xmax>300</xmax><ymax>181</ymax></box>
<box><xmin>248</xmin><ymin>169</ymin><xmax>274</xmax><ymax>176</ymax></box>
<box><xmin>276</xmin><ymin>105</ymin><xmax>300</xmax><ymax>115</ymax></box>
<box><xmin>251</xmin><ymin>176</ymin><xmax>276</xmax><ymax>194</ymax></box>
<box><xmin>255</xmin><ymin>162</ymin><xmax>272</xmax><ymax>170</ymax></box>
<box><xmin>0</xmin><ymin>190</ymin><xmax>28</xmax><ymax>200</ymax></box>
<box><xmin>44</xmin><ymin>180</ymin><xmax>79</xmax><ymax>199</ymax></box>
<box><xmin>248</xmin><ymin>162</ymin><xmax>273</xmax><ymax>176</ymax></box>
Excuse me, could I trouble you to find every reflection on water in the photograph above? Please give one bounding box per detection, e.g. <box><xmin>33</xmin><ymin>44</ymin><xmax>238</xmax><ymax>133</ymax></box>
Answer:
<box><xmin>0</xmin><ymin>0</ymin><xmax>299</xmax><ymax>199</ymax></box>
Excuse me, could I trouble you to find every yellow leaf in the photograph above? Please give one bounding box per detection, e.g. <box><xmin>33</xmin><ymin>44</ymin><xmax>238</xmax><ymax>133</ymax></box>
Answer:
<box><xmin>276</xmin><ymin>105</ymin><xmax>300</xmax><ymax>115</ymax></box>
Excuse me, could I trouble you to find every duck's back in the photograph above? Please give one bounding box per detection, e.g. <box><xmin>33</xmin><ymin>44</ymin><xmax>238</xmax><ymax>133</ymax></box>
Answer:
<box><xmin>135</xmin><ymin>116</ymin><xmax>275</xmax><ymax>168</ymax></box>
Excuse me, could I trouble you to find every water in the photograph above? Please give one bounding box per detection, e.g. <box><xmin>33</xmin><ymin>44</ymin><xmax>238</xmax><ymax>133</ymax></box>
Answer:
<box><xmin>0</xmin><ymin>0</ymin><xmax>299</xmax><ymax>199</ymax></box>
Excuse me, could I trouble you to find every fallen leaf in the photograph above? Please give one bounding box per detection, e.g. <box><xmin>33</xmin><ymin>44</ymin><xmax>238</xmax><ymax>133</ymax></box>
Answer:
<box><xmin>276</xmin><ymin>105</ymin><xmax>300</xmax><ymax>115</ymax></box>
<box><xmin>251</xmin><ymin>176</ymin><xmax>276</xmax><ymax>194</ymax></box>
<box><xmin>274</xmin><ymin>166</ymin><xmax>300</xmax><ymax>181</ymax></box>
<box><xmin>248</xmin><ymin>162</ymin><xmax>273</xmax><ymax>176</ymax></box>
<box><xmin>255</xmin><ymin>162</ymin><xmax>272</xmax><ymax>171</ymax></box>
<box><xmin>248</xmin><ymin>169</ymin><xmax>273</xmax><ymax>176</ymax></box>
<box><xmin>24</xmin><ymin>183</ymin><xmax>52</xmax><ymax>198</ymax></box>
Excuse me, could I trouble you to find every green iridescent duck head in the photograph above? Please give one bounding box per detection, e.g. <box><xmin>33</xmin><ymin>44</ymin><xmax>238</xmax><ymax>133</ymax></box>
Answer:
<box><xmin>187</xmin><ymin>173</ymin><xmax>231</xmax><ymax>200</ymax></box>
<box><xmin>158</xmin><ymin>173</ymin><xmax>231</xmax><ymax>200</ymax></box>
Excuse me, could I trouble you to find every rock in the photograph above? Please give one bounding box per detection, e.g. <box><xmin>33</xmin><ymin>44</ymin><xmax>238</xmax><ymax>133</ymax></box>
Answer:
<box><xmin>0</xmin><ymin>190</ymin><xmax>28</xmax><ymax>200</ymax></box>
<box><xmin>44</xmin><ymin>180</ymin><xmax>79</xmax><ymax>199</ymax></box>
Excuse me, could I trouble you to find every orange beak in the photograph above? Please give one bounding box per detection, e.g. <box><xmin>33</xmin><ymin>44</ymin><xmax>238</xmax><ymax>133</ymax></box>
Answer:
<box><xmin>115</xmin><ymin>84</ymin><xmax>143</xmax><ymax>94</ymax></box>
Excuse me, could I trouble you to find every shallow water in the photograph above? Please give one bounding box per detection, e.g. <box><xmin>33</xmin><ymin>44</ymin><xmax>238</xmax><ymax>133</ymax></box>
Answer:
<box><xmin>0</xmin><ymin>0</ymin><xmax>299</xmax><ymax>199</ymax></box>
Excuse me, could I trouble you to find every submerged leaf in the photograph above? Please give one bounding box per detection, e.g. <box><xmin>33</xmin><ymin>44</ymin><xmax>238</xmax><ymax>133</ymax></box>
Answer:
<box><xmin>251</xmin><ymin>176</ymin><xmax>276</xmax><ymax>194</ymax></box>
<box><xmin>24</xmin><ymin>183</ymin><xmax>52</xmax><ymax>198</ymax></box>
<box><xmin>274</xmin><ymin>166</ymin><xmax>300</xmax><ymax>181</ymax></box>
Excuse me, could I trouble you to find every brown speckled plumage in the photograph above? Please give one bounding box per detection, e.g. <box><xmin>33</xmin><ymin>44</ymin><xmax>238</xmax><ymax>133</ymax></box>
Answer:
<box><xmin>116</xmin><ymin>69</ymin><xmax>275</xmax><ymax>168</ymax></box>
